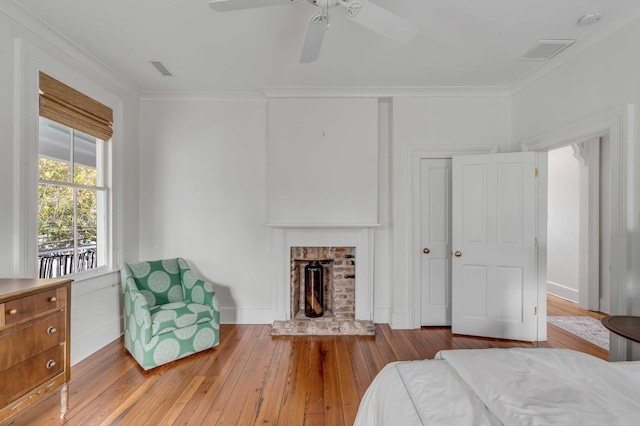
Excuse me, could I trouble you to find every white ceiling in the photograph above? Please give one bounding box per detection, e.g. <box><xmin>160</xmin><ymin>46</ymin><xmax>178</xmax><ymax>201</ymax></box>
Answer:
<box><xmin>11</xmin><ymin>0</ymin><xmax>640</xmax><ymax>95</ymax></box>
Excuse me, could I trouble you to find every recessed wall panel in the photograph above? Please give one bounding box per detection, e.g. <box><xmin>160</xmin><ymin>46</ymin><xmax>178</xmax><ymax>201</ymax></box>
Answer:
<box><xmin>462</xmin><ymin>165</ymin><xmax>487</xmax><ymax>244</ymax></box>
<box><xmin>461</xmin><ymin>265</ymin><xmax>487</xmax><ymax>319</ymax></box>
<box><xmin>497</xmin><ymin>163</ymin><xmax>524</xmax><ymax>245</ymax></box>
<box><xmin>429</xmin><ymin>258</ymin><xmax>447</xmax><ymax>307</ymax></box>
<box><xmin>496</xmin><ymin>266</ymin><xmax>523</xmax><ymax>322</ymax></box>
<box><xmin>429</xmin><ymin>167</ymin><xmax>449</xmax><ymax>243</ymax></box>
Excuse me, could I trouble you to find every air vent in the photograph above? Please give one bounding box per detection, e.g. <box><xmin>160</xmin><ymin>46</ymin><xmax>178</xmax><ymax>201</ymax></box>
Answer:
<box><xmin>516</xmin><ymin>39</ymin><xmax>576</xmax><ymax>61</ymax></box>
<box><xmin>150</xmin><ymin>60</ymin><xmax>173</xmax><ymax>76</ymax></box>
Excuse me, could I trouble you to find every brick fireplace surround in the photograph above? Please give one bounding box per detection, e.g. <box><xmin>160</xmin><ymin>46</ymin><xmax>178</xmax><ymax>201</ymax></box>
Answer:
<box><xmin>269</xmin><ymin>226</ymin><xmax>376</xmax><ymax>336</ymax></box>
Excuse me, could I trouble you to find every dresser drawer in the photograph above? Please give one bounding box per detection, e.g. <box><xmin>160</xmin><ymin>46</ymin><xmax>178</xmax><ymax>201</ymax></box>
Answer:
<box><xmin>0</xmin><ymin>345</ymin><xmax>64</xmax><ymax>406</ymax></box>
<box><xmin>0</xmin><ymin>312</ymin><xmax>65</xmax><ymax>371</ymax></box>
<box><xmin>3</xmin><ymin>289</ymin><xmax>61</xmax><ymax>325</ymax></box>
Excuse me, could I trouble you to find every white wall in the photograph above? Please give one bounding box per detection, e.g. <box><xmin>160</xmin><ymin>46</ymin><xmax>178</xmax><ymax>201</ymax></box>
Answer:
<box><xmin>511</xmin><ymin>16</ymin><xmax>640</xmax><ymax>359</ymax></box>
<box><xmin>0</xmin><ymin>7</ymin><xmax>140</xmax><ymax>365</ymax></box>
<box><xmin>390</xmin><ymin>96</ymin><xmax>512</xmax><ymax>327</ymax></box>
<box><xmin>375</xmin><ymin>99</ymin><xmax>393</xmax><ymax>323</ymax></box>
<box><xmin>0</xmin><ymin>16</ymin><xmax>14</xmax><ymax>277</ymax></box>
<box><xmin>138</xmin><ymin>100</ymin><xmax>272</xmax><ymax>323</ymax></box>
<box><xmin>267</xmin><ymin>98</ymin><xmax>378</xmax><ymax>225</ymax></box>
<box><xmin>547</xmin><ymin>146</ymin><xmax>580</xmax><ymax>301</ymax></box>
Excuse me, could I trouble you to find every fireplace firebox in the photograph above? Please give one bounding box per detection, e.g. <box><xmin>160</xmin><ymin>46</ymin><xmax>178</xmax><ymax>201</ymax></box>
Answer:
<box><xmin>304</xmin><ymin>260</ymin><xmax>324</xmax><ymax>317</ymax></box>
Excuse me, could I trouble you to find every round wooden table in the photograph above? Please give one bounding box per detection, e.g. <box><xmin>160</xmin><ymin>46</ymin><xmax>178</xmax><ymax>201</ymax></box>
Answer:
<box><xmin>601</xmin><ymin>316</ymin><xmax>640</xmax><ymax>344</ymax></box>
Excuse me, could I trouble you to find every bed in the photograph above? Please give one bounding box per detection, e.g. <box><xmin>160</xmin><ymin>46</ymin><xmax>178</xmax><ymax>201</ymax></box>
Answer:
<box><xmin>353</xmin><ymin>348</ymin><xmax>640</xmax><ymax>426</ymax></box>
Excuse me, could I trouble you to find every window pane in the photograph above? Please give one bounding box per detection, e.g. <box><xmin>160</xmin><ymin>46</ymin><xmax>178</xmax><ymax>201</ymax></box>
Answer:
<box><xmin>38</xmin><ymin>184</ymin><xmax>74</xmax><ymax>251</ymax></box>
<box><xmin>74</xmin><ymin>129</ymin><xmax>97</xmax><ymax>186</ymax></box>
<box><xmin>39</xmin><ymin>117</ymin><xmax>71</xmax><ymax>182</ymax></box>
<box><xmin>38</xmin><ymin>184</ymin><xmax>74</xmax><ymax>278</ymax></box>
<box><xmin>77</xmin><ymin>189</ymin><xmax>98</xmax><ymax>273</ymax></box>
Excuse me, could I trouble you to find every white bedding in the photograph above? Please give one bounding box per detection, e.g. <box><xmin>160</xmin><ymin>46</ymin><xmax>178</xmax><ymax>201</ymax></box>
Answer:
<box><xmin>354</xmin><ymin>348</ymin><xmax>640</xmax><ymax>426</ymax></box>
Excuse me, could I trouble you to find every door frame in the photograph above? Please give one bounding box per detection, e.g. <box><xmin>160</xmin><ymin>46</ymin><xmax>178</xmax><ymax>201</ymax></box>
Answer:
<box><xmin>574</xmin><ymin>137</ymin><xmax>601</xmax><ymax>311</ymax></box>
<box><xmin>545</xmin><ymin>138</ymin><xmax>601</xmax><ymax>310</ymax></box>
<box><xmin>521</xmin><ymin>104</ymin><xmax>633</xmax><ymax>359</ymax></box>
<box><xmin>408</xmin><ymin>145</ymin><xmax>498</xmax><ymax>329</ymax></box>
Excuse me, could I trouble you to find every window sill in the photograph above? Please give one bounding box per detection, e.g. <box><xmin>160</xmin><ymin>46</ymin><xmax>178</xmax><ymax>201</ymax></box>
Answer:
<box><xmin>63</xmin><ymin>267</ymin><xmax>121</xmax><ymax>297</ymax></box>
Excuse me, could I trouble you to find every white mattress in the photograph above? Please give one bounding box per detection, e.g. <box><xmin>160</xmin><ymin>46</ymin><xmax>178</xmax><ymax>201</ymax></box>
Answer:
<box><xmin>354</xmin><ymin>349</ymin><xmax>640</xmax><ymax>426</ymax></box>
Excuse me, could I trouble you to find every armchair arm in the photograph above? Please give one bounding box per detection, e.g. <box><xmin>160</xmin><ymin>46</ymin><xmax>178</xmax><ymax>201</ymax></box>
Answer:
<box><xmin>178</xmin><ymin>258</ymin><xmax>220</xmax><ymax>323</ymax></box>
<box><xmin>120</xmin><ymin>264</ymin><xmax>153</xmax><ymax>344</ymax></box>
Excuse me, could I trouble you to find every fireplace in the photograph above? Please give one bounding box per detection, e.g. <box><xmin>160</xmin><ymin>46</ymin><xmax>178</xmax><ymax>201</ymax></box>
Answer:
<box><xmin>270</xmin><ymin>226</ymin><xmax>375</xmax><ymax>335</ymax></box>
<box><xmin>290</xmin><ymin>247</ymin><xmax>355</xmax><ymax>321</ymax></box>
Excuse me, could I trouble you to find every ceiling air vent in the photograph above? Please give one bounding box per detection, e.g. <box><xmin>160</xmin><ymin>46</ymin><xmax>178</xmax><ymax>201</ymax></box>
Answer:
<box><xmin>150</xmin><ymin>60</ymin><xmax>173</xmax><ymax>76</ymax></box>
<box><xmin>516</xmin><ymin>39</ymin><xmax>575</xmax><ymax>61</ymax></box>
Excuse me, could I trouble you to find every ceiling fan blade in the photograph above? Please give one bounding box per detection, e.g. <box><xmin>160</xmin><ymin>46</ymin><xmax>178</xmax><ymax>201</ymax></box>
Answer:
<box><xmin>344</xmin><ymin>0</ymin><xmax>417</xmax><ymax>44</ymax></box>
<box><xmin>208</xmin><ymin>0</ymin><xmax>298</xmax><ymax>12</ymax></box>
<box><xmin>300</xmin><ymin>13</ymin><xmax>327</xmax><ymax>64</ymax></box>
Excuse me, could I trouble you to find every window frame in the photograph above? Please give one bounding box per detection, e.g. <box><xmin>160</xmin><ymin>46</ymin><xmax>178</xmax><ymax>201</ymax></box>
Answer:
<box><xmin>15</xmin><ymin>39</ymin><xmax>123</xmax><ymax>281</ymax></box>
<box><xmin>37</xmin><ymin>119</ymin><xmax>109</xmax><ymax>278</ymax></box>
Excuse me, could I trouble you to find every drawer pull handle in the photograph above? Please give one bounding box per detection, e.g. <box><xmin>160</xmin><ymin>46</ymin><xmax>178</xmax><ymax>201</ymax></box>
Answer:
<box><xmin>9</xmin><ymin>308</ymin><xmax>18</xmax><ymax>315</ymax></box>
<box><xmin>47</xmin><ymin>326</ymin><xmax>57</xmax><ymax>335</ymax></box>
<box><xmin>49</xmin><ymin>296</ymin><xmax>57</xmax><ymax>302</ymax></box>
<box><xmin>46</xmin><ymin>360</ymin><xmax>56</xmax><ymax>369</ymax></box>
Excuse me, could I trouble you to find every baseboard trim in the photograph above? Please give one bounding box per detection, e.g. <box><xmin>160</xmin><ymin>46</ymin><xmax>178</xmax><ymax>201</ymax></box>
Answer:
<box><xmin>220</xmin><ymin>307</ymin><xmax>273</xmax><ymax>325</ymax></box>
<box><xmin>374</xmin><ymin>307</ymin><xmax>391</xmax><ymax>324</ymax></box>
<box><xmin>390</xmin><ymin>311</ymin><xmax>410</xmax><ymax>329</ymax></box>
<box><xmin>547</xmin><ymin>281</ymin><xmax>579</xmax><ymax>303</ymax></box>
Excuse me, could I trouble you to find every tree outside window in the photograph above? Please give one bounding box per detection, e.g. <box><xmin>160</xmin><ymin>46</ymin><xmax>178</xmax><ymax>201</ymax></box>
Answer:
<box><xmin>38</xmin><ymin>117</ymin><xmax>107</xmax><ymax>278</ymax></box>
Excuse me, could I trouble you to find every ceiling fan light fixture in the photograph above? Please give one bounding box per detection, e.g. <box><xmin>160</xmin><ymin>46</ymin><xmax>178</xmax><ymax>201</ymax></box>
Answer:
<box><xmin>578</xmin><ymin>10</ymin><xmax>603</xmax><ymax>26</ymax></box>
<box><xmin>209</xmin><ymin>0</ymin><xmax>418</xmax><ymax>61</ymax></box>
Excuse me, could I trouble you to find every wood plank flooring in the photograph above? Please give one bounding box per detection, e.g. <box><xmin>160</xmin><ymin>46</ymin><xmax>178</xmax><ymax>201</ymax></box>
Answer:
<box><xmin>5</xmin><ymin>295</ymin><xmax>608</xmax><ymax>426</ymax></box>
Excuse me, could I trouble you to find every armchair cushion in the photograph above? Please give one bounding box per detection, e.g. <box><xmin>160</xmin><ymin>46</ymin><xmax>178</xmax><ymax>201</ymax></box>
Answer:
<box><xmin>150</xmin><ymin>302</ymin><xmax>214</xmax><ymax>336</ymax></box>
<box><xmin>127</xmin><ymin>259</ymin><xmax>184</xmax><ymax>307</ymax></box>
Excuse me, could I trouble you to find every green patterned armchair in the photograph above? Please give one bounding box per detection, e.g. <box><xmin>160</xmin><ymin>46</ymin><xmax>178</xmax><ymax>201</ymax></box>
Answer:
<box><xmin>120</xmin><ymin>258</ymin><xmax>220</xmax><ymax>370</ymax></box>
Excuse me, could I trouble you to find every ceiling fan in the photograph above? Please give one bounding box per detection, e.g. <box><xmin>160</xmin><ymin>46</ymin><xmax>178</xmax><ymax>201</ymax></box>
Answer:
<box><xmin>208</xmin><ymin>0</ymin><xmax>418</xmax><ymax>63</ymax></box>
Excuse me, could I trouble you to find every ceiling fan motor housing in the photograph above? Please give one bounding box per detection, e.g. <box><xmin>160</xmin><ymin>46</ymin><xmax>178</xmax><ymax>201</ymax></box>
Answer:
<box><xmin>308</xmin><ymin>0</ymin><xmax>338</xmax><ymax>9</ymax></box>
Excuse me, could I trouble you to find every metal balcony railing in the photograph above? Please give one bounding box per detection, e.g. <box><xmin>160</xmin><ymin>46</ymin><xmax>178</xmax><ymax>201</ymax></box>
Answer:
<box><xmin>38</xmin><ymin>245</ymin><xmax>97</xmax><ymax>278</ymax></box>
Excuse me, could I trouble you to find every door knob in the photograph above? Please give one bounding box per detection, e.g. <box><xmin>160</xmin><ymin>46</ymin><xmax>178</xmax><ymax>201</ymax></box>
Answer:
<box><xmin>423</xmin><ymin>248</ymin><xmax>430</xmax><ymax>254</ymax></box>
<box><xmin>454</xmin><ymin>251</ymin><xmax>462</xmax><ymax>257</ymax></box>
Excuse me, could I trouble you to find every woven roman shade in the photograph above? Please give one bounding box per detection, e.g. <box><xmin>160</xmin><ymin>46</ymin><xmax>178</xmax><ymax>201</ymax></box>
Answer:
<box><xmin>39</xmin><ymin>72</ymin><xmax>113</xmax><ymax>141</ymax></box>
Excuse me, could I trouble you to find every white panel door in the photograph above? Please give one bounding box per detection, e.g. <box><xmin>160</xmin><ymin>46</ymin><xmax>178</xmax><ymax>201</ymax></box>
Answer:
<box><xmin>420</xmin><ymin>159</ymin><xmax>452</xmax><ymax>326</ymax></box>
<box><xmin>452</xmin><ymin>152</ymin><xmax>538</xmax><ymax>341</ymax></box>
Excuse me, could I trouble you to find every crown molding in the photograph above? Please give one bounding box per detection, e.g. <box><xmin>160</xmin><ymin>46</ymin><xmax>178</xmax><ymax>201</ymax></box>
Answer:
<box><xmin>1</xmin><ymin>0</ymin><xmax>141</xmax><ymax>99</ymax></box>
<box><xmin>508</xmin><ymin>4</ymin><xmax>640</xmax><ymax>95</ymax></box>
<box><xmin>140</xmin><ymin>86</ymin><xmax>512</xmax><ymax>102</ymax></box>
<box><xmin>260</xmin><ymin>85</ymin><xmax>511</xmax><ymax>98</ymax></box>
<box><xmin>139</xmin><ymin>91</ymin><xmax>267</xmax><ymax>102</ymax></box>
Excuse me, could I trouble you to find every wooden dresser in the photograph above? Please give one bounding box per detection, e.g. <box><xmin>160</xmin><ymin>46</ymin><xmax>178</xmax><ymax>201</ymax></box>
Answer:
<box><xmin>0</xmin><ymin>278</ymin><xmax>72</xmax><ymax>423</ymax></box>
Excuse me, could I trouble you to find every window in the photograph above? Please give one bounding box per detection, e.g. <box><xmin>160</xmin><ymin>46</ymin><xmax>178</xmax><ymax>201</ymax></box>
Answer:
<box><xmin>37</xmin><ymin>73</ymin><xmax>113</xmax><ymax>278</ymax></box>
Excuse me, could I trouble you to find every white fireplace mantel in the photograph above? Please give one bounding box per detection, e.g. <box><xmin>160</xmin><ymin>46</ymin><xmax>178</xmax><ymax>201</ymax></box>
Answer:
<box><xmin>270</xmin><ymin>225</ymin><xmax>376</xmax><ymax>322</ymax></box>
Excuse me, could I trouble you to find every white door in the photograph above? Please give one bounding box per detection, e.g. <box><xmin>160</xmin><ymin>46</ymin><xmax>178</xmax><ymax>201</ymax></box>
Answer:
<box><xmin>420</xmin><ymin>159</ymin><xmax>452</xmax><ymax>326</ymax></box>
<box><xmin>452</xmin><ymin>152</ymin><xmax>538</xmax><ymax>341</ymax></box>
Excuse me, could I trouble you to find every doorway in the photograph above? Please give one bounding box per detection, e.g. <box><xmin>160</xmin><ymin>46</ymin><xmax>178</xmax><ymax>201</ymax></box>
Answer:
<box><xmin>409</xmin><ymin>145</ymin><xmax>497</xmax><ymax>329</ymax></box>
<box><xmin>546</xmin><ymin>137</ymin><xmax>611</xmax><ymax>314</ymax></box>
<box><xmin>409</xmin><ymin>106</ymin><xmax>631</xmax><ymax>355</ymax></box>
<box><xmin>412</xmin><ymin>148</ymin><xmax>538</xmax><ymax>342</ymax></box>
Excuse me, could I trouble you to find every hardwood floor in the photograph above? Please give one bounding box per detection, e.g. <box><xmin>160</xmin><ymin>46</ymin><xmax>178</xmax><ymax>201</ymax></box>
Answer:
<box><xmin>6</xmin><ymin>295</ymin><xmax>608</xmax><ymax>426</ymax></box>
